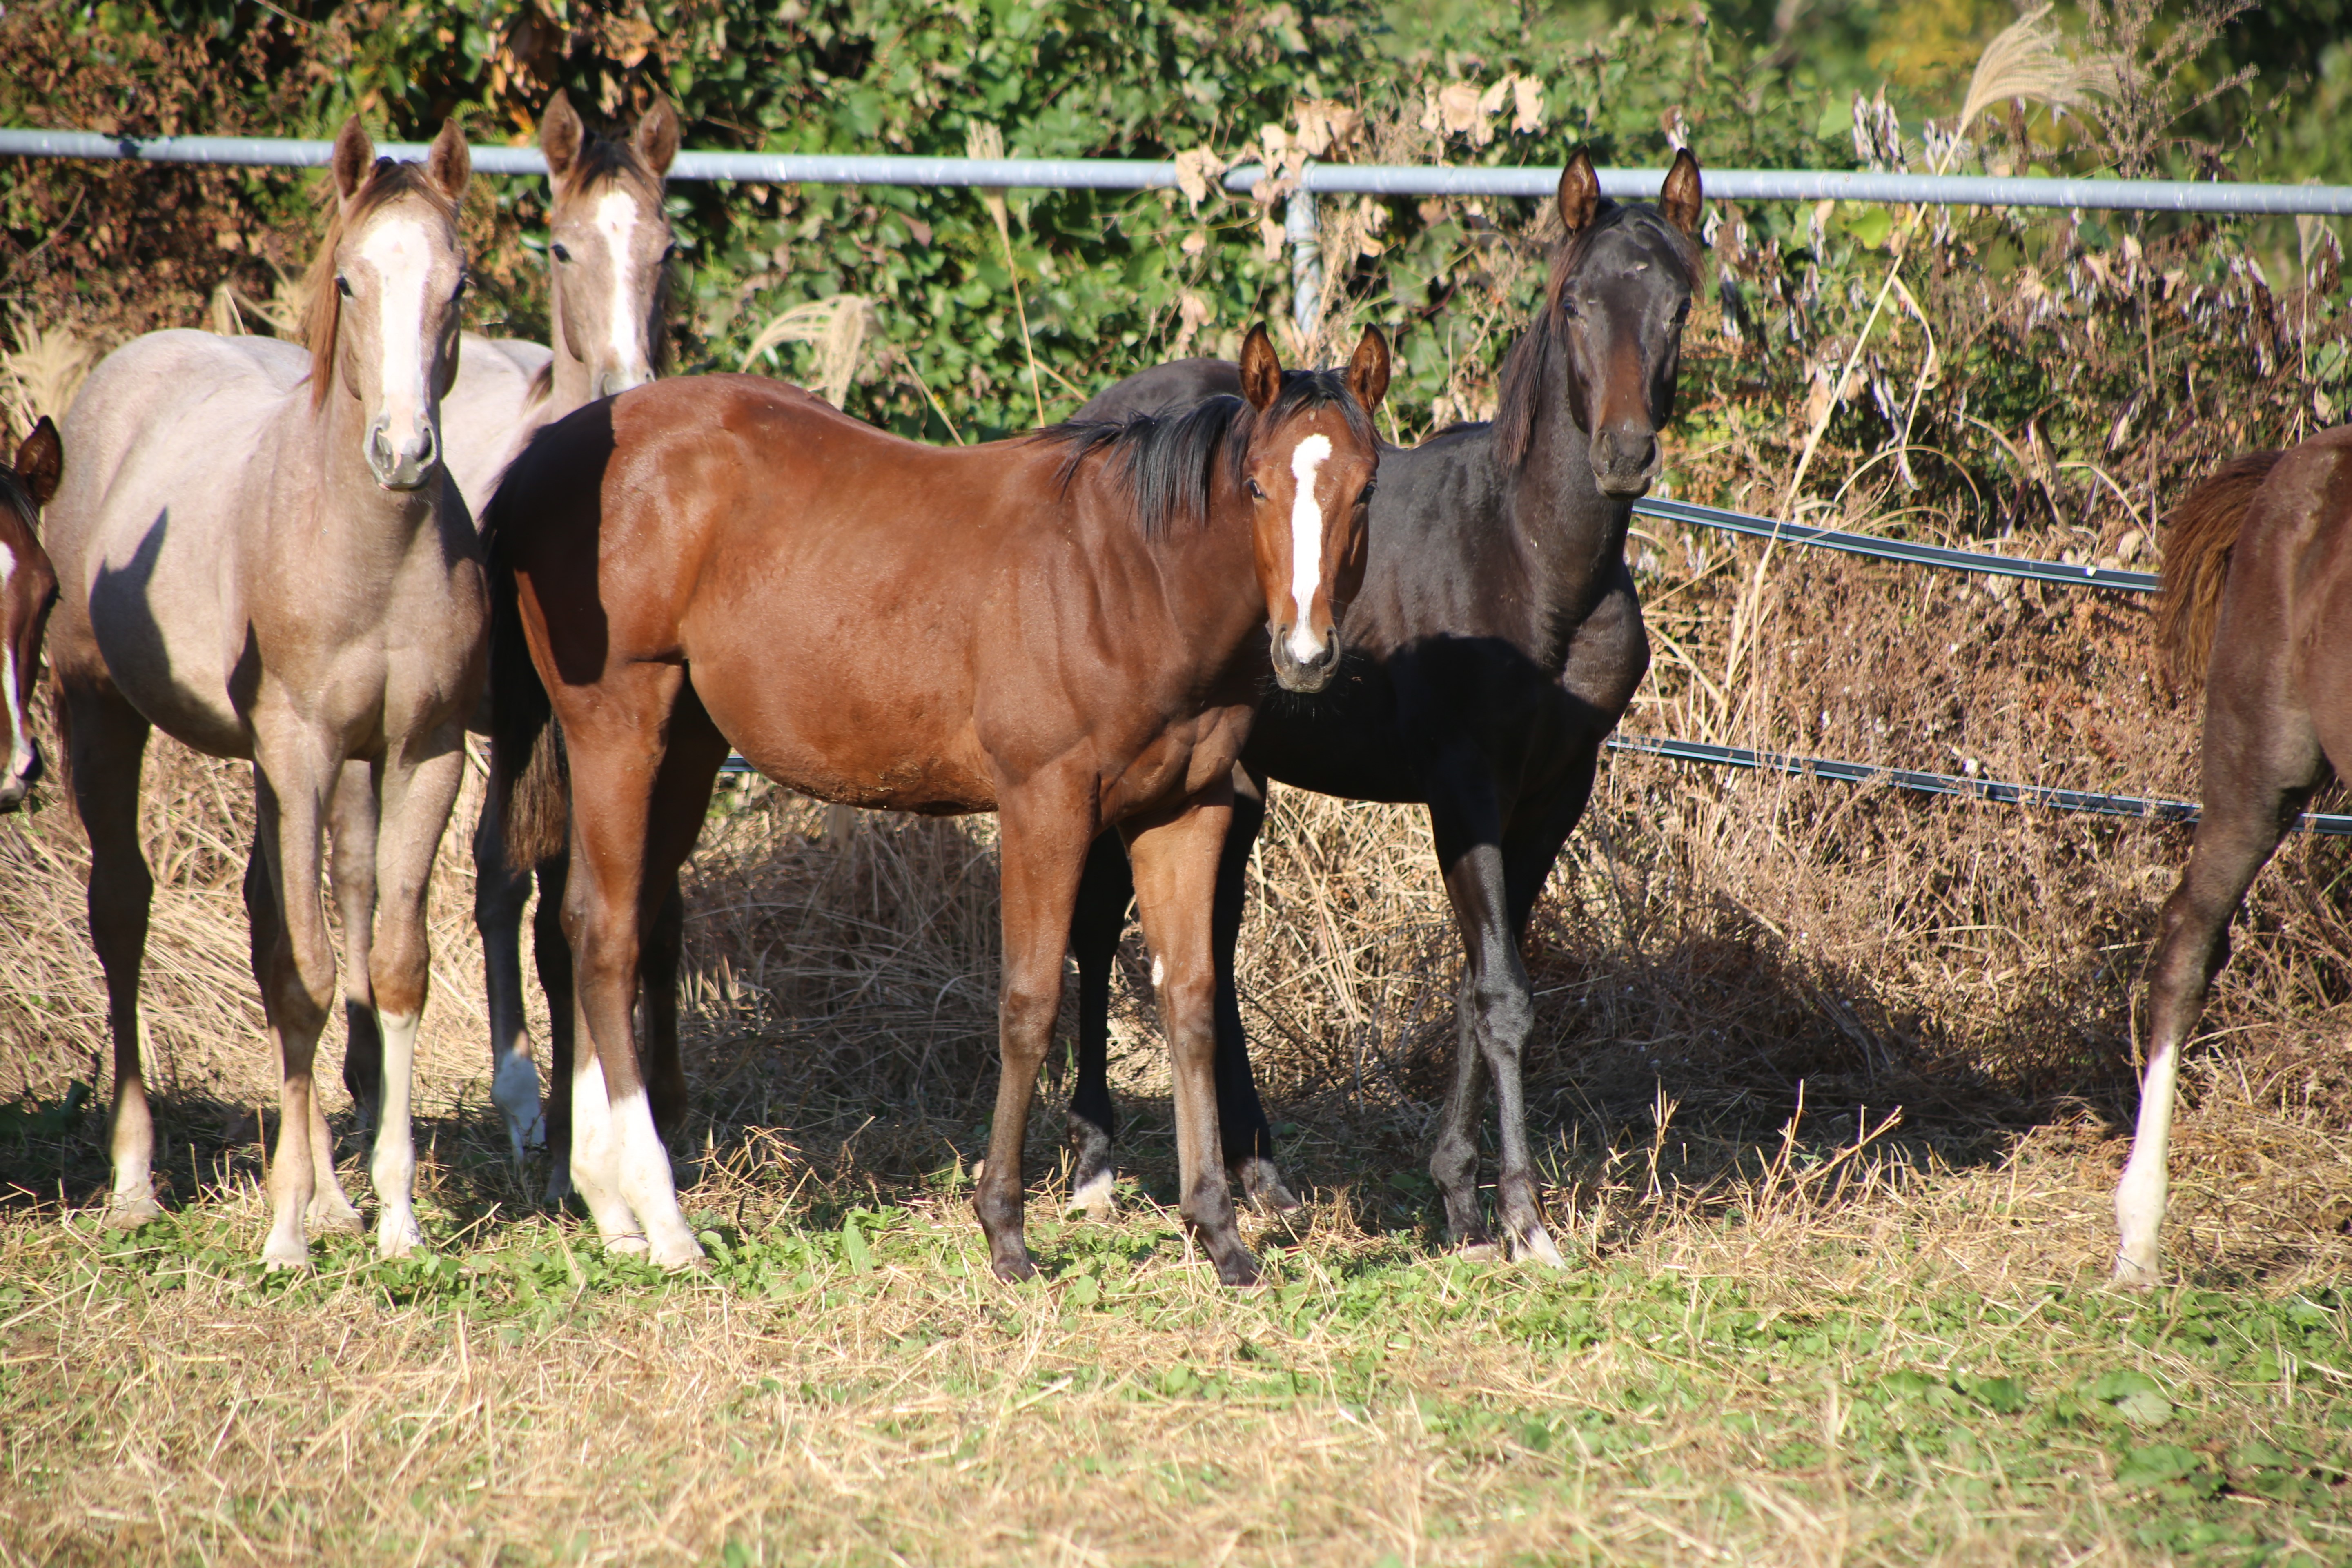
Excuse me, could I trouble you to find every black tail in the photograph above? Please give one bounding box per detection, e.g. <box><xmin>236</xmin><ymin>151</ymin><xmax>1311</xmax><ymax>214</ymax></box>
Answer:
<box><xmin>484</xmin><ymin>505</ymin><xmax>568</xmax><ymax>873</ymax></box>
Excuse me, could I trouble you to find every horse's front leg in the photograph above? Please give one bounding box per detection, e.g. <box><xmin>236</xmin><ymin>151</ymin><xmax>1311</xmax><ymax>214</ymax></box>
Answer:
<box><xmin>472</xmin><ymin>780</ymin><xmax>546</xmax><ymax>1165</ymax></box>
<box><xmin>243</xmin><ymin>745</ymin><xmax>340</xmax><ymax>1269</ymax></box>
<box><xmin>1125</xmin><ymin>775</ymin><xmax>1258</xmax><ymax>1286</ymax></box>
<box><xmin>366</xmin><ymin>734</ymin><xmax>470</xmax><ymax>1258</ymax></box>
<box><xmin>978</xmin><ymin>775</ymin><xmax>1095</xmax><ymax>1281</ymax></box>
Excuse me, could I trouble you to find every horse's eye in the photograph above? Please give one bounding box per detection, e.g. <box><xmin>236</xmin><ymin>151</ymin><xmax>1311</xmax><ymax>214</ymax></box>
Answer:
<box><xmin>453</xmin><ymin>275</ymin><xmax>469</xmax><ymax>300</ymax></box>
<box><xmin>1359</xmin><ymin>482</ymin><xmax>1376</xmax><ymax>505</ymax></box>
<box><xmin>335</xmin><ymin>274</ymin><xmax>353</xmax><ymax>297</ymax></box>
<box><xmin>1247</xmin><ymin>478</ymin><xmax>1267</xmax><ymax>500</ymax></box>
<box><xmin>1559</xmin><ymin>296</ymin><xmax>1581</xmax><ymax>318</ymax></box>
<box><xmin>662</xmin><ymin>242</ymin><xmax>678</xmax><ymax>261</ymax></box>
<box><xmin>551</xmin><ymin>242</ymin><xmax>573</xmax><ymax>263</ymax></box>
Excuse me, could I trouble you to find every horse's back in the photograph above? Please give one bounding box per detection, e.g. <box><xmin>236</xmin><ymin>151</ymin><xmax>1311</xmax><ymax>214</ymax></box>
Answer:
<box><xmin>47</xmin><ymin>330</ymin><xmax>304</xmax><ymax>751</ymax></box>
<box><xmin>443</xmin><ymin>335</ymin><xmax>554</xmax><ymax>517</ymax></box>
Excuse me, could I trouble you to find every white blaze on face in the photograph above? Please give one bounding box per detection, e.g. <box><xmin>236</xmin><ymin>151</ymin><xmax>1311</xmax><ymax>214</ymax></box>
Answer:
<box><xmin>356</xmin><ymin>216</ymin><xmax>436</xmax><ymax>447</ymax></box>
<box><xmin>593</xmin><ymin>188</ymin><xmax>650</xmax><ymax>390</ymax></box>
<box><xmin>1285</xmin><ymin>433</ymin><xmax>1334</xmax><ymax>663</ymax></box>
<box><xmin>0</xmin><ymin>541</ymin><xmax>27</xmax><ymax>783</ymax></box>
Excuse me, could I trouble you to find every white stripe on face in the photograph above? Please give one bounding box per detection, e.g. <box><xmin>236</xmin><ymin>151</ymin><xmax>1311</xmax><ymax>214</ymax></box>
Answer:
<box><xmin>355</xmin><ymin>216</ymin><xmax>435</xmax><ymax>445</ymax></box>
<box><xmin>1285</xmin><ymin>433</ymin><xmax>1334</xmax><ymax>662</ymax></box>
<box><xmin>594</xmin><ymin>188</ymin><xmax>649</xmax><ymax>390</ymax></box>
<box><xmin>0</xmin><ymin>541</ymin><xmax>27</xmax><ymax>782</ymax></box>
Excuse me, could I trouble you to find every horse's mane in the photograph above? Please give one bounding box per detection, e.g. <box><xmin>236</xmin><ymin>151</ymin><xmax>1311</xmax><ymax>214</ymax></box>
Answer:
<box><xmin>1037</xmin><ymin>369</ymin><xmax>1374</xmax><ymax>539</ymax></box>
<box><xmin>1492</xmin><ymin>200</ymin><xmax>1704</xmax><ymax>468</ymax></box>
<box><xmin>299</xmin><ymin>160</ymin><xmax>462</xmax><ymax>409</ymax></box>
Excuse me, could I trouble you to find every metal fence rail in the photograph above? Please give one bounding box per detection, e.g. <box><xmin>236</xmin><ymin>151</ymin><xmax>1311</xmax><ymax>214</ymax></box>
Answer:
<box><xmin>7</xmin><ymin>127</ymin><xmax>2352</xmax><ymax>215</ymax></box>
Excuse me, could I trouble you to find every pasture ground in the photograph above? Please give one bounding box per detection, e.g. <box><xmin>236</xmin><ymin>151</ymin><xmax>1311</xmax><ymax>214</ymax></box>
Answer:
<box><xmin>6</xmin><ymin>514</ymin><xmax>2352</xmax><ymax>1564</ymax></box>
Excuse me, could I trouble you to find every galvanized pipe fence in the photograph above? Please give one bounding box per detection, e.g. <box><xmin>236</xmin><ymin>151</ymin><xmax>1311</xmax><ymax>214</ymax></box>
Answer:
<box><xmin>11</xmin><ymin>127</ymin><xmax>2344</xmax><ymax>831</ymax></box>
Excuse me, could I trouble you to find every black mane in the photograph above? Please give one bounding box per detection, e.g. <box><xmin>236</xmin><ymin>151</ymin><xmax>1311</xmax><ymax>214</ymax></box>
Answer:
<box><xmin>1492</xmin><ymin>199</ymin><xmax>1704</xmax><ymax>468</ymax></box>
<box><xmin>1037</xmin><ymin>368</ymin><xmax>1374</xmax><ymax>538</ymax></box>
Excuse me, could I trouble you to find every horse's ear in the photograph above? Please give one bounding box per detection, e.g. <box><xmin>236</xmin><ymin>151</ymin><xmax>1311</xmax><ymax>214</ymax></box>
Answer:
<box><xmin>1557</xmin><ymin>148</ymin><xmax>1600</xmax><ymax>236</ymax></box>
<box><xmin>14</xmin><ymin>416</ymin><xmax>62</xmax><ymax>510</ymax></box>
<box><xmin>331</xmin><ymin>116</ymin><xmax>374</xmax><ymax>205</ymax></box>
<box><xmin>1238</xmin><ymin>324</ymin><xmax>1283</xmax><ymax>412</ymax></box>
<box><xmin>1347</xmin><ymin>325</ymin><xmax>1390</xmax><ymax>415</ymax></box>
<box><xmin>633</xmin><ymin>96</ymin><xmax>681</xmax><ymax>178</ymax></box>
<box><xmin>1660</xmin><ymin>148</ymin><xmax>1703</xmax><ymax>237</ymax></box>
<box><xmin>541</xmin><ymin>90</ymin><xmax>584</xmax><ymax>186</ymax></box>
<box><xmin>425</xmin><ymin>119</ymin><xmax>472</xmax><ymax>203</ymax></box>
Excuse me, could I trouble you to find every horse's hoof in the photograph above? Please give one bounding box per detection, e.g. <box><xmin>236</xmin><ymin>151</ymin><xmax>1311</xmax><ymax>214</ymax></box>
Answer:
<box><xmin>1066</xmin><ymin>1166</ymin><xmax>1117</xmax><ymax>1222</ymax></box>
<box><xmin>991</xmin><ymin>1251</ymin><xmax>1038</xmax><ymax>1283</ymax></box>
<box><xmin>261</xmin><ymin>1234</ymin><xmax>312</xmax><ymax>1271</ymax></box>
<box><xmin>104</xmin><ymin>1194</ymin><xmax>165</xmax><ymax>1230</ymax></box>
<box><xmin>309</xmin><ymin>1197</ymin><xmax>365</xmax><ymax>1235</ymax></box>
<box><xmin>375</xmin><ymin>1212</ymin><xmax>424</xmax><ymax>1260</ymax></box>
<box><xmin>605</xmin><ymin>1233</ymin><xmax>650</xmax><ymax>1258</ymax></box>
<box><xmin>1236</xmin><ymin>1157</ymin><xmax>1303</xmax><ymax>1215</ymax></box>
<box><xmin>2111</xmin><ymin>1251</ymin><xmax>2161</xmax><ymax>1290</ymax></box>
<box><xmin>1212</xmin><ymin>1247</ymin><xmax>1263</xmax><ymax>1288</ymax></box>
<box><xmin>1512</xmin><ymin>1226</ymin><xmax>1568</xmax><ymax>1270</ymax></box>
<box><xmin>543</xmin><ymin>1172</ymin><xmax>575</xmax><ymax>1208</ymax></box>
<box><xmin>1457</xmin><ymin>1241</ymin><xmax>1503</xmax><ymax>1264</ymax></box>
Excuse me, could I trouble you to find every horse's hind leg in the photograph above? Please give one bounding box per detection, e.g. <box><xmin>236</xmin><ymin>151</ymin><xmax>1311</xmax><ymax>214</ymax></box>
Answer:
<box><xmin>639</xmin><ymin>875</ymin><xmax>688</xmax><ymax>1144</ymax></box>
<box><xmin>303</xmin><ymin>760</ymin><xmax>373</xmax><ymax>1234</ymax></box>
<box><xmin>63</xmin><ymin>685</ymin><xmax>161</xmax><ymax>1227</ymax></box>
<box><xmin>533</xmin><ymin>850</ymin><xmax>577</xmax><ymax>1205</ymax></box>
<box><xmin>364</xmin><ymin>738</ymin><xmax>470</xmax><ymax>1259</ymax></box>
<box><xmin>1067</xmin><ymin>829</ymin><xmax>1133</xmax><ymax>1219</ymax></box>
<box><xmin>559</xmin><ymin>666</ymin><xmax>711</xmax><ymax>1269</ymax></box>
<box><xmin>473</xmin><ymin>782</ymin><xmax>546</xmax><ymax>1164</ymax></box>
<box><xmin>2118</xmin><ymin>710</ymin><xmax>2321</xmax><ymax>1287</ymax></box>
<box><xmin>1213</xmin><ymin>768</ymin><xmax>1295</xmax><ymax>1214</ymax></box>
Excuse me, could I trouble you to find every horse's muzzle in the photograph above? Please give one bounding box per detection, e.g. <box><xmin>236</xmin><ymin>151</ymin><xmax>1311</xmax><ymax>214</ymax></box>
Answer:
<box><xmin>367</xmin><ymin>416</ymin><xmax>440</xmax><ymax>491</ymax></box>
<box><xmin>1271</xmin><ymin>625</ymin><xmax>1343</xmax><ymax>694</ymax></box>
<box><xmin>1589</xmin><ymin>426</ymin><xmax>1660</xmax><ymax>498</ymax></box>
<box><xmin>595</xmin><ymin>365</ymin><xmax>653</xmax><ymax>401</ymax></box>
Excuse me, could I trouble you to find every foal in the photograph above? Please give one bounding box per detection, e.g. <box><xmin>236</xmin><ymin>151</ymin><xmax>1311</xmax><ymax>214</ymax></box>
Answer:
<box><xmin>0</xmin><ymin>418</ymin><xmax>62</xmax><ymax>815</ymax></box>
<box><xmin>1068</xmin><ymin>151</ymin><xmax>1703</xmax><ymax>1264</ymax></box>
<box><xmin>2122</xmin><ymin>434</ymin><xmax>2352</xmax><ymax>1285</ymax></box>
<box><xmin>46</xmin><ymin>120</ymin><xmax>484</xmax><ymax>1266</ymax></box>
<box><xmin>490</xmin><ymin>325</ymin><xmax>1388</xmax><ymax>1283</ymax></box>
<box><xmin>364</xmin><ymin>89</ymin><xmax>677</xmax><ymax>1169</ymax></box>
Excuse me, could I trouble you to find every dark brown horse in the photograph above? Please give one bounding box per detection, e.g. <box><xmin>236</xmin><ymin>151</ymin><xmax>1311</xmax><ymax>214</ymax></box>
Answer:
<box><xmin>1065</xmin><ymin>151</ymin><xmax>1702</xmax><ymax>1265</ymax></box>
<box><xmin>0</xmin><ymin>417</ymin><xmax>62</xmax><ymax>813</ymax></box>
<box><xmin>2125</xmin><ymin>434</ymin><xmax>2351</xmax><ymax>1285</ymax></box>
<box><xmin>489</xmin><ymin>325</ymin><xmax>1388</xmax><ymax>1283</ymax></box>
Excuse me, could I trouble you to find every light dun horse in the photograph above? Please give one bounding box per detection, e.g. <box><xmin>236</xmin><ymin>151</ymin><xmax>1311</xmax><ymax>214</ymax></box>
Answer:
<box><xmin>46</xmin><ymin>120</ymin><xmax>486</xmax><ymax>1267</ymax></box>
<box><xmin>2125</xmin><ymin>433</ymin><xmax>2352</xmax><ymax>1285</ymax></box>
<box><xmin>1</xmin><ymin>418</ymin><xmax>63</xmax><ymax>815</ymax></box>
<box><xmin>489</xmin><ymin>326</ymin><xmax>1388</xmax><ymax>1283</ymax></box>
<box><xmin>354</xmin><ymin>89</ymin><xmax>676</xmax><ymax>1172</ymax></box>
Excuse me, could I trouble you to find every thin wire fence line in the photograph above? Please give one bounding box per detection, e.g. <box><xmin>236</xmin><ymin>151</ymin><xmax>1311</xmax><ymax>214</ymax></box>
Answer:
<box><xmin>1633</xmin><ymin>496</ymin><xmax>2160</xmax><ymax>592</ymax></box>
<box><xmin>6</xmin><ymin>127</ymin><xmax>2352</xmax><ymax>214</ymax></box>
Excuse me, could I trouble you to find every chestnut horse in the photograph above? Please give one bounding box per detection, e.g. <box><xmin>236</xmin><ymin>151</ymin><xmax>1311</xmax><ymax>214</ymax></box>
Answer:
<box><xmin>489</xmin><ymin>325</ymin><xmax>1388</xmax><ymax>1283</ymax></box>
<box><xmin>45</xmin><ymin>120</ymin><xmax>485</xmax><ymax>1266</ymax></box>
<box><xmin>1</xmin><ymin>418</ymin><xmax>62</xmax><ymax>814</ymax></box>
<box><xmin>2123</xmin><ymin>433</ymin><xmax>2352</xmax><ymax>1284</ymax></box>
<box><xmin>1066</xmin><ymin>150</ymin><xmax>1702</xmax><ymax>1265</ymax></box>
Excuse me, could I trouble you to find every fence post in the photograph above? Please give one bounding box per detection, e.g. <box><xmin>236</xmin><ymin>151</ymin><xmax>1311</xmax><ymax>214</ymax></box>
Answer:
<box><xmin>1287</xmin><ymin>167</ymin><xmax>1322</xmax><ymax>350</ymax></box>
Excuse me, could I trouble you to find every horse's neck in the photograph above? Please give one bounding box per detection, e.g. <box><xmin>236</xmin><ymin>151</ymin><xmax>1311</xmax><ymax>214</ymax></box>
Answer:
<box><xmin>1503</xmin><ymin>379</ymin><xmax>1630</xmax><ymax>669</ymax></box>
<box><xmin>542</xmin><ymin>285</ymin><xmax>597</xmax><ymax>414</ymax></box>
<box><xmin>290</xmin><ymin>381</ymin><xmax>441</xmax><ymax>566</ymax></box>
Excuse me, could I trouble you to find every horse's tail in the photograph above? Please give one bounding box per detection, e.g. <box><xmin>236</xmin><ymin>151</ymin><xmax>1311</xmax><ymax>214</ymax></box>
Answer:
<box><xmin>2157</xmin><ymin>449</ymin><xmax>2282</xmax><ymax>693</ymax></box>
<box><xmin>484</xmin><ymin>511</ymin><xmax>569</xmax><ymax>873</ymax></box>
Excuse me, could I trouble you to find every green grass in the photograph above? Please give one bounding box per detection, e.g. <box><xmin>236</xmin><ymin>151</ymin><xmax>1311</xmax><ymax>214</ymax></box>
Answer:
<box><xmin>4</xmin><ymin>1160</ymin><xmax>2346</xmax><ymax>1567</ymax></box>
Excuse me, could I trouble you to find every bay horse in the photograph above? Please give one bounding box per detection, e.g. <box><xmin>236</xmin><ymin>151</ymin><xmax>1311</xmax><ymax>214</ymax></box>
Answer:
<box><xmin>1</xmin><ymin>417</ymin><xmax>62</xmax><ymax>814</ymax></box>
<box><xmin>1065</xmin><ymin>150</ymin><xmax>1702</xmax><ymax>1266</ymax></box>
<box><xmin>44</xmin><ymin>120</ymin><xmax>486</xmax><ymax>1267</ymax></box>
<box><xmin>2123</xmin><ymin>433</ymin><xmax>2352</xmax><ymax>1285</ymax></box>
<box><xmin>335</xmin><ymin>89</ymin><xmax>677</xmax><ymax>1171</ymax></box>
<box><xmin>488</xmin><ymin>324</ymin><xmax>1389</xmax><ymax>1283</ymax></box>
